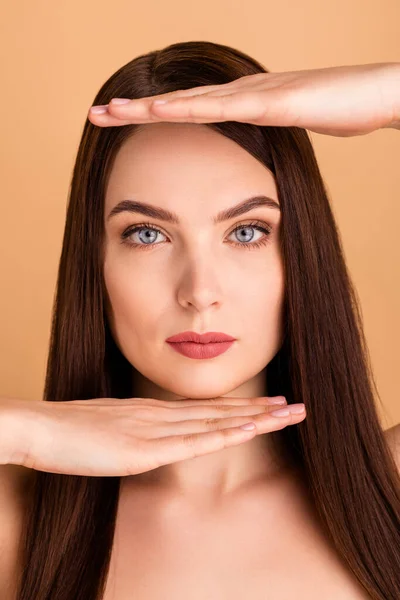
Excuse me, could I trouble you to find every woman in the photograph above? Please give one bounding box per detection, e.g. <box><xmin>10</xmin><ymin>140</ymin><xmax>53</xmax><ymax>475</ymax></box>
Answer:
<box><xmin>3</xmin><ymin>41</ymin><xmax>400</xmax><ymax>599</ymax></box>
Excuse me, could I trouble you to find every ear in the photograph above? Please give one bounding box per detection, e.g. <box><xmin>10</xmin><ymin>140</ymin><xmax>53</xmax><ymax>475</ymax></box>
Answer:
<box><xmin>384</xmin><ymin>423</ymin><xmax>400</xmax><ymax>474</ymax></box>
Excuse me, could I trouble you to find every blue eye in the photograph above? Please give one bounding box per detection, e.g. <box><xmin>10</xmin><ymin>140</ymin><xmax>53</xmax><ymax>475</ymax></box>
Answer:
<box><xmin>120</xmin><ymin>220</ymin><xmax>273</xmax><ymax>251</ymax></box>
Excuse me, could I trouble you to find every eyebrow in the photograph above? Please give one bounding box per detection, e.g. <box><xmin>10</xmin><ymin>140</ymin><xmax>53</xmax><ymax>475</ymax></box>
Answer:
<box><xmin>107</xmin><ymin>195</ymin><xmax>280</xmax><ymax>225</ymax></box>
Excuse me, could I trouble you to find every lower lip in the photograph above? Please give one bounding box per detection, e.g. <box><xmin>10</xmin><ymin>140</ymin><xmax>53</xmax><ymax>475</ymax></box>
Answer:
<box><xmin>166</xmin><ymin>341</ymin><xmax>235</xmax><ymax>359</ymax></box>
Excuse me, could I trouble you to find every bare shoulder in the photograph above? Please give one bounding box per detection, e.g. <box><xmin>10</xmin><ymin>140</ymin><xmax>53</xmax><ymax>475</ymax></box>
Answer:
<box><xmin>384</xmin><ymin>423</ymin><xmax>400</xmax><ymax>472</ymax></box>
<box><xmin>0</xmin><ymin>464</ymin><xmax>35</xmax><ymax>599</ymax></box>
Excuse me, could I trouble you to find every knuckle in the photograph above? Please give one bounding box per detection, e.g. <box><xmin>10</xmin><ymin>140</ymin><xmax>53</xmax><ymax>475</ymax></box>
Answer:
<box><xmin>203</xmin><ymin>417</ymin><xmax>221</xmax><ymax>429</ymax></box>
<box><xmin>181</xmin><ymin>432</ymin><xmax>196</xmax><ymax>445</ymax></box>
<box><xmin>247</xmin><ymin>396</ymin><xmax>262</xmax><ymax>404</ymax></box>
<box><xmin>217</xmin><ymin>404</ymin><xmax>234</xmax><ymax>413</ymax></box>
<box><xmin>181</xmin><ymin>433</ymin><xmax>200</xmax><ymax>454</ymax></box>
<box><xmin>206</xmin><ymin>397</ymin><xmax>222</xmax><ymax>407</ymax></box>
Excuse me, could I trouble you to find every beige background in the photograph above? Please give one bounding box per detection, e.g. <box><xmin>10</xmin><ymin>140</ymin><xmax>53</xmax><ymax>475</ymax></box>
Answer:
<box><xmin>0</xmin><ymin>1</ymin><xmax>399</xmax><ymax>428</ymax></box>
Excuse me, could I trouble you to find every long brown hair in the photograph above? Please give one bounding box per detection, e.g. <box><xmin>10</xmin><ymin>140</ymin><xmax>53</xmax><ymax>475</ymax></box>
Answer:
<box><xmin>16</xmin><ymin>41</ymin><xmax>400</xmax><ymax>600</ymax></box>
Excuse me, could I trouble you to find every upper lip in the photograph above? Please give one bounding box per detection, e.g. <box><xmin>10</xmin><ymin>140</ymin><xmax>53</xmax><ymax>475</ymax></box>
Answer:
<box><xmin>166</xmin><ymin>331</ymin><xmax>236</xmax><ymax>344</ymax></box>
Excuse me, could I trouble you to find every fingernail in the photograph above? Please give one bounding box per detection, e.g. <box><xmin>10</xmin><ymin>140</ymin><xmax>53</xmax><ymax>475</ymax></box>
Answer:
<box><xmin>240</xmin><ymin>423</ymin><xmax>256</xmax><ymax>431</ymax></box>
<box><xmin>268</xmin><ymin>397</ymin><xmax>286</xmax><ymax>405</ymax></box>
<box><xmin>270</xmin><ymin>404</ymin><xmax>305</xmax><ymax>417</ymax></box>
<box><xmin>289</xmin><ymin>404</ymin><xmax>305</xmax><ymax>414</ymax></box>
<box><xmin>110</xmin><ymin>98</ymin><xmax>131</xmax><ymax>105</ymax></box>
<box><xmin>90</xmin><ymin>105</ymin><xmax>108</xmax><ymax>114</ymax></box>
<box><xmin>153</xmin><ymin>99</ymin><xmax>169</xmax><ymax>105</ymax></box>
<box><xmin>270</xmin><ymin>407</ymin><xmax>290</xmax><ymax>417</ymax></box>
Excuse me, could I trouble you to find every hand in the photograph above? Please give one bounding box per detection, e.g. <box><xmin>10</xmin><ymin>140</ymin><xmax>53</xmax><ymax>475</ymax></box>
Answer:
<box><xmin>88</xmin><ymin>62</ymin><xmax>400</xmax><ymax>137</ymax></box>
<box><xmin>0</xmin><ymin>395</ymin><xmax>306</xmax><ymax>477</ymax></box>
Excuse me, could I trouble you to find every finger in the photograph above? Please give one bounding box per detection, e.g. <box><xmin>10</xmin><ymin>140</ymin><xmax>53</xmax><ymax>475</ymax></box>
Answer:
<box><xmin>111</xmin><ymin>89</ymin><xmax>284</xmax><ymax>126</ymax></box>
<box><xmin>91</xmin><ymin>89</ymin><xmax>267</xmax><ymax>126</ymax></box>
<box><xmin>88</xmin><ymin>103</ymin><xmax>200</xmax><ymax>127</ymax></box>
<box><xmin>110</xmin><ymin>73</ymin><xmax>269</xmax><ymax>108</ymax></box>
<box><xmin>87</xmin><ymin>80</ymin><xmax>244</xmax><ymax>127</ymax></box>
<box><xmin>156</xmin><ymin>395</ymin><xmax>287</xmax><ymax>408</ymax></box>
<box><xmin>159</xmin><ymin>73</ymin><xmax>268</xmax><ymax>98</ymax></box>
<box><xmin>87</xmin><ymin>109</ymin><xmax>141</xmax><ymax>127</ymax></box>
<box><xmin>148</xmin><ymin>89</ymin><xmax>291</xmax><ymax>125</ymax></box>
<box><xmin>146</xmin><ymin>406</ymin><xmax>306</xmax><ymax>467</ymax></box>
<box><xmin>145</xmin><ymin>423</ymin><xmax>259</xmax><ymax>468</ymax></box>
<box><xmin>87</xmin><ymin>74</ymin><xmax>273</xmax><ymax>127</ymax></box>
<box><xmin>106</xmin><ymin>72</ymin><xmax>264</xmax><ymax>108</ymax></box>
<box><xmin>119</xmin><ymin>92</ymin><xmax>258</xmax><ymax>124</ymax></box>
<box><xmin>65</xmin><ymin>395</ymin><xmax>286</xmax><ymax>408</ymax></box>
<box><xmin>145</xmin><ymin>402</ymin><xmax>283</xmax><ymax>423</ymax></box>
<box><xmin>140</xmin><ymin>403</ymin><xmax>305</xmax><ymax>437</ymax></box>
<box><xmin>165</xmin><ymin>76</ymin><xmax>276</xmax><ymax>101</ymax></box>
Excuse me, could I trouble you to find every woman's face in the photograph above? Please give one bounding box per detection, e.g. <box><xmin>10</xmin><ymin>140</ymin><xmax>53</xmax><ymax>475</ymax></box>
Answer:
<box><xmin>103</xmin><ymin>122</ymin><xmax>284</xmax><ymax>401</ymax></box>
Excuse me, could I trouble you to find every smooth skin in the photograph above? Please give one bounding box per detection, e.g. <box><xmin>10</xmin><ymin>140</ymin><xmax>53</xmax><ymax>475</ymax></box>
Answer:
<box><xmin>2</xmin><ymin>62</ymin><xmax>397</xmax><ymax>483</ymax></box>
<box><xmin>0</xmin><ymin>61</ymin><xmax>398</xmax><ymax>600</ymax></box>
<box><xmin>91</xmin><ymin>61</ymin><xmax>400</xmax><ymax>496</ymax></box>
<box><xmin>0</xmin><ymin>394</ymin><xmax>303</xmax><ymax>477</ymax></box>
<box><xmin>27</xmin><ymin>69</ymin><xmax>400</xmax><ymax>485</ymax></box>
<box><xmin>88</xmin><ymin>62</ymin><xmax>400</xmax><ymax>134</ymax></box>
<box><xmin>86</xmin><ymin>62</ymin><xmax>399</xmax><ymax>600</ymax></box>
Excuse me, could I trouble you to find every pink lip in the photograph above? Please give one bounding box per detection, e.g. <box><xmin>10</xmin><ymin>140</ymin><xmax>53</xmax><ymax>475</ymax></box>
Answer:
<box><xmin>167</xmin><ymin>340</ymin><xmax>235</xmax><ymax>359</ymax></box>
<box><xmin>166</xmin><ymin>331</ymin><xmax>236</xmax><ymax>344</ymax></box>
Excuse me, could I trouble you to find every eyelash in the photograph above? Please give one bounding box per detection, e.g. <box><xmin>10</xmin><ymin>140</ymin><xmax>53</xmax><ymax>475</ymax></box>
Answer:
<box><xmin>120</xmin><ymin>220</ymin><xmax>273</xmax><ymax>251</ymax></box>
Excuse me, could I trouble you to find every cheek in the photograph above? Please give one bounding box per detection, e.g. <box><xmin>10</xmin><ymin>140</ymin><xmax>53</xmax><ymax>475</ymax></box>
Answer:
<box><xmin>238</xmin><ymin>262</ymin><xmax>285</xmax><ymax>338</ymax></box>
<box><xmin>103</xmin><ymin>256</ymin><xmax>164</xmax><ymax>342</ymax></box>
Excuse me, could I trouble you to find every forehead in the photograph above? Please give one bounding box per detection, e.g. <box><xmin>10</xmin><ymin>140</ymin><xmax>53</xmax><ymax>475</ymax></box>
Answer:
<box><xmin>104</xmin><ymin>122</ymin><xmax>278</xmax><ymax>218</ymax></box>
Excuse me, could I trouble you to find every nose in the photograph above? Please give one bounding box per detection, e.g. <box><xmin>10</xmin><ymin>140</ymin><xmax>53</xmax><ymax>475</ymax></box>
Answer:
<box><xmin>176</xmin><ymin>254</ymin><xmax>222</xmax><ymax>312</ymax></box>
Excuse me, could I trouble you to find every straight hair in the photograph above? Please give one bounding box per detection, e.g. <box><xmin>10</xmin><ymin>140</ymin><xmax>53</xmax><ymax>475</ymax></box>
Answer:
<box><xmin>16</xmin><ymin>41</ymin><xmax>400</xmax><ymax>600</ymax></box>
